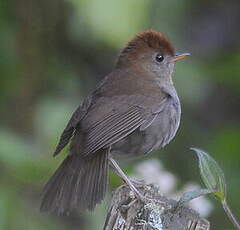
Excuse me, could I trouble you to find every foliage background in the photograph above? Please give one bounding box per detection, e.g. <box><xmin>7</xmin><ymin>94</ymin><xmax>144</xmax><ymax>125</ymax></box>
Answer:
<box><xmin>0</xmin><ymin>0</ymin><xmax>240</xmax><ymax>229</ymax></box>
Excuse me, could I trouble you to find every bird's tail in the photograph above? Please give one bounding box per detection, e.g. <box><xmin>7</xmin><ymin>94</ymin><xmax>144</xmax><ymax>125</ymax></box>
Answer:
<box><xmin>40</xmin><ymin>150</ymin><xmax>109</xmax><ymax>214</ymax></box>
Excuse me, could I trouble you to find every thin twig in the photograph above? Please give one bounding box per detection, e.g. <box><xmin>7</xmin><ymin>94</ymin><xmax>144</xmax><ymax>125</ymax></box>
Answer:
<box><xmin>222</xmin><ymin>200</ymin><xmax>240</xmax><ymax>230</ymax></box>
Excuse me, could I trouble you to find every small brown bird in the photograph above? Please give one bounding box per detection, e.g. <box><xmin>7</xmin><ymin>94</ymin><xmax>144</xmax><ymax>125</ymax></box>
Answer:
<box><xmin>40</xmin><ymin>30</ymin><xmax>190</xmax><ymax>214</ymax></box>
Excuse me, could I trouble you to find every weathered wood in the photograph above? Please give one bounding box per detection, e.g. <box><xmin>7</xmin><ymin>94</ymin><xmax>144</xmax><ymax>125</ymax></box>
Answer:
<box><xmin>104</xmin><ymin>182</ymin><xmax>210</xmax><ymax>230</ymax></box>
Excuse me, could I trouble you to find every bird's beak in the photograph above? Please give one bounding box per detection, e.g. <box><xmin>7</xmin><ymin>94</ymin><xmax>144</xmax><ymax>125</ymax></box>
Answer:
<box><xmin>170</xmin><ymin>52</ymin><xmax>190</xmax><ymax>62</ymax></box>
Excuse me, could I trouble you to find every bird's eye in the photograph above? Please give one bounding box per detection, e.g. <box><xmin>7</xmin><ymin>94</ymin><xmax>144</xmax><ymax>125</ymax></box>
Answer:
<box><xmin>155</xmin><ymin>54</ymin><xmax>164</xmax><ymax>63</ymax></box>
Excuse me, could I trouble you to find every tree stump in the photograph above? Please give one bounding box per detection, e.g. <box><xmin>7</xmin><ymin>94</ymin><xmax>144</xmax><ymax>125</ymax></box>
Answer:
<box><xmin>104</xmin><ymin>182</ymin><xmax>210</xmax><ymax>230</ymax></box>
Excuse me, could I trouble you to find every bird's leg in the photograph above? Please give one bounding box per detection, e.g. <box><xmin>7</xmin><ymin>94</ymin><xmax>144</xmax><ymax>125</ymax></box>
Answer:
<box><xmin>109</xmin><ymin>157</ymin><xmax>145</xmax><ymax>201</ymax></box>
<box><xmin>109</xmin><ymin>157</ymin><xmax>142</xmax><ymax>198</ymax></box>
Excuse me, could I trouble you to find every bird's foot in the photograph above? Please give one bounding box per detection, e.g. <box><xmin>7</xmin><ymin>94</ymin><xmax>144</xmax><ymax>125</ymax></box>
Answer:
<box><xmin>127</xmin><ymin>184</ymin><xmax>165</xmax><ymax>208</ymax></box>
<box><xmin>109</xmin><ymin>157</ymin><xmax>164</xmax><ymax>207</ymax></box>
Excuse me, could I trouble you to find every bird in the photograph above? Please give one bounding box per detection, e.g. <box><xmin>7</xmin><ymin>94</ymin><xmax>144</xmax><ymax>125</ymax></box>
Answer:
<box><xmin>40</xmin><ymin>29</ymin><xmax>190</xmax><ymax>215</ymax></box>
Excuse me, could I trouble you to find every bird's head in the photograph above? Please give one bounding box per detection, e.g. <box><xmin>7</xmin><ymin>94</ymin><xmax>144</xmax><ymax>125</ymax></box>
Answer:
<box><xmin>116</xmin><ymin>30</ymin><xmax>190</xmax><ymax>83</ymax></box>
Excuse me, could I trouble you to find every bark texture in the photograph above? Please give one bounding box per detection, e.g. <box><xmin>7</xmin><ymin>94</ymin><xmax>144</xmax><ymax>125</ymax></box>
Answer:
<box><xmin>104</xmin><ymin>182</ymin><xmax>210</xmax><ymax>230</ymax></box>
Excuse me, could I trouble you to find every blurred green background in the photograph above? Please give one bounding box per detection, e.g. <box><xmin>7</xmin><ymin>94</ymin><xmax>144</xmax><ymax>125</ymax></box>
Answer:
<box><xmin>0</xmin><ymin>0</ymin><xmax>240</xmax><ymax>229</ymax></box>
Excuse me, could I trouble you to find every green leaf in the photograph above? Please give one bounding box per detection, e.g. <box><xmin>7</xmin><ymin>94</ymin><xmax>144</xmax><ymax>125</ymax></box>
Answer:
<box><xmin>191</xmin><ymin>148</ymin><xmax>227</xmax><ymax>202</ymax></box>
<box><xmin>177</xmin><ymin>188</ymin><xmax>216</xmax><ymax>208</ymax></box>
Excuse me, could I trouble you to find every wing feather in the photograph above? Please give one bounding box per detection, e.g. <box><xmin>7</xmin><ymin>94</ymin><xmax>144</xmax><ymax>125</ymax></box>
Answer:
<box><xmin>81</xmin><ymin>106</ymin><xmax>145</xmax><ymax>156</ymax></box>
<box><xmin>53</xmin><ymin>97</ymin><xmax>91</xmax><ymax>156</ymax></box>
<box><xmin>87</xmin><ymin>107</ymin><xmax>141</xmax><ymax>140</ymax></box>
<box><xmin>69</xmin><ymin>94</ymin><xmax>169</xmax><ymax>157</ymax></box>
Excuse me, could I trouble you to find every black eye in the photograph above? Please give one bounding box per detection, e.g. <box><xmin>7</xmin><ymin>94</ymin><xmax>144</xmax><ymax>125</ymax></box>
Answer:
<box><xmin>155</xmin><ymin>54</ymin><xmax>164</xmax><ymax>62</ymax></box>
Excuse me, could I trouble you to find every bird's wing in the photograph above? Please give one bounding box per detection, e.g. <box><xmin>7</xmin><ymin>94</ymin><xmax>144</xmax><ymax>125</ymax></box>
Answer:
<box><xmin>71</xmin><ymin>94</ymin><xmax>168</xmax><ymax>157</ymax></box>
<box><xmin>53</xmin><ymin>96</ymin><xmax>92</xmax><ymax>156</ymax></box>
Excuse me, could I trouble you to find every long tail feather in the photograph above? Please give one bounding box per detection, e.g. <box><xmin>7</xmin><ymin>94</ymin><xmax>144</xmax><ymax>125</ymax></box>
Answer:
<box><xmin>40</xmin><ymin>150</ymin><xmax>109</xmax><ymax>214</ymax></box>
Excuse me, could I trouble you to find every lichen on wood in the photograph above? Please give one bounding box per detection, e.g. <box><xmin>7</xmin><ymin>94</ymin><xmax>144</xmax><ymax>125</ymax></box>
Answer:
<box><xmin>104</xmin><ymin>182</ymin><xmax>210</xmax><ymax>230</ymax></box>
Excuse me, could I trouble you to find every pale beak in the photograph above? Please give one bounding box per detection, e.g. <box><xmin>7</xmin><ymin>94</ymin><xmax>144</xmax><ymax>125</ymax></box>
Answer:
<box><xmin>170</xmin><ymin>52</ymin><xmax>190</xmax><ymax>62</ymax></box>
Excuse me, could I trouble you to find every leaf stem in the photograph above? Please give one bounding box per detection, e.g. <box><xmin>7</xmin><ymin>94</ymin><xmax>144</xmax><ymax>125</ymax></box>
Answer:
<box><xmin>222</xmin><ymin>200</ymin><xmax>240</xmax><ymax>230</ymax></box>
